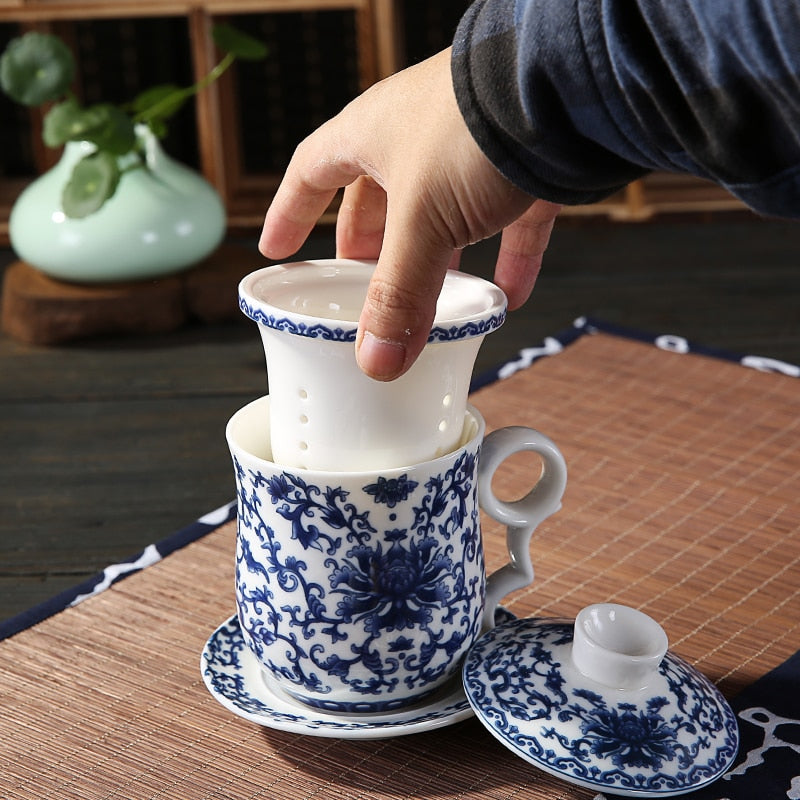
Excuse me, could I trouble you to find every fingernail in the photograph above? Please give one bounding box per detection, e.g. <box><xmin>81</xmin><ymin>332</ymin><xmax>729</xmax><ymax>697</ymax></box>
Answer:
<box><xmin>357</xmin><ymin>331</ymin><xmax>407</xmax><ymax>381</ymax></box>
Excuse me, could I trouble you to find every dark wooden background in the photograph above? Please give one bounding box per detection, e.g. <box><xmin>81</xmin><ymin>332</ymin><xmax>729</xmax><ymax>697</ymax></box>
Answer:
<box><xmin>2</xmin><ymin>212</ymin><xmax>800</xmax><ymax>622</ymax></box>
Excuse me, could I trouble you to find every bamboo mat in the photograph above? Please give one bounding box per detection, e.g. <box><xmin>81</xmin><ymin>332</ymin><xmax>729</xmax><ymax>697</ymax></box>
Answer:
<box><xmin>2</xmin><ymin>330</ymin><xmax>799</xmax><ymax>800</ymax></box>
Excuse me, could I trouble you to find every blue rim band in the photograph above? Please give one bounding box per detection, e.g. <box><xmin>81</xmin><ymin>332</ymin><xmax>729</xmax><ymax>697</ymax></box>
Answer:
<box><xmin>239</xmin><ymin>296</ymin><xmax>506</xmax><ymax>343</ymax></box>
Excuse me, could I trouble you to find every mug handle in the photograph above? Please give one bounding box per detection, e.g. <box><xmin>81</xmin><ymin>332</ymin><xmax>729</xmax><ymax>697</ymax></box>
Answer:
<box><xmin>477</xmin><ymin>426</ymin><xmax>568</xmax><ymax>630</ymax></box>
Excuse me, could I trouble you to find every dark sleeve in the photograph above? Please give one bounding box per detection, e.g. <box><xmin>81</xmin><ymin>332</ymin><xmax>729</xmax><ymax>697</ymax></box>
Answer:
<box><xmin>451</xmin><ymin>0</ymin><xmax>800</xmax><ymax>218</ymax></box>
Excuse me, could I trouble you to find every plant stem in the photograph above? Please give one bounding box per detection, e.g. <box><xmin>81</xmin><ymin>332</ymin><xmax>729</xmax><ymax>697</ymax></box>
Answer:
<box><xmin>133</xmin><ymin>52</ymin><xmax>235</xmax><ymax>125</ymax></box>
<box><xmin>195</xmin><ymin>52</ymin><xmax>236</xmax><ymax>94</ymax></box>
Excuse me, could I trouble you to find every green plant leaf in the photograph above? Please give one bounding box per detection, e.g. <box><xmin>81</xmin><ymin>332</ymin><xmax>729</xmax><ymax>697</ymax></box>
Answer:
<box><xmin>44</xmin><ymin>99</ymin><xmax>136</xmax><ymax>154</ymax></box>
<box><xmin>42</xmin><ymin>97</ymin><xmax>83</xmax><ymax>147</ymax></box>
<box><xmin>0</xmin><ymin>31</ymin><xmax>75</xmax><ymax>106</ymax></box>
<box><xmin>144</xmin><ymin>118</ymin><xmax>168</xmax><ymax>139</ymax></box>
<box><xmin>131</xmin><ymin>83</ymin><xmax>188</xmax><ymax>122</ymax></box>
<box><xmin>62</xmin><ymin>151</ymin><xmax>121</xmax><ymax>218</ymax></box>
<box><xmin>212</xmin><ymin>23</ymin><xmax>268</xmax><ymax>61</ymax></box>
<box><xmin>83</xmin><ymin>105</ymin><xmax>137</xmax><ymax>154</ymax></box>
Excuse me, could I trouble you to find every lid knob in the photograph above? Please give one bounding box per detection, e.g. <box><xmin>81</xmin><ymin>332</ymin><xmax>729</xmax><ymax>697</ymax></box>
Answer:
<box><xmin>571</xmin><ymin>603</ymin><xmax>668</xmax><ymax>690</ymax></box>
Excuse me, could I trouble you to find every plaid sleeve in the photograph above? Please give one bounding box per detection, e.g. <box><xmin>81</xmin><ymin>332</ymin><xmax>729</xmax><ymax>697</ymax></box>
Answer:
<box><xmin>452</xmin><ymin>0</ymin><xmax>800</xmax><ymax>217</ymax></box>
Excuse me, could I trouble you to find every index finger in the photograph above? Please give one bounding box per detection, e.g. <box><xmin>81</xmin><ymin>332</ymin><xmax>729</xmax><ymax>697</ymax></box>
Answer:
<box><xmin>258</xmin><ymin>134</ymin><xmax>368</xmax><ymax>259</ymax></box>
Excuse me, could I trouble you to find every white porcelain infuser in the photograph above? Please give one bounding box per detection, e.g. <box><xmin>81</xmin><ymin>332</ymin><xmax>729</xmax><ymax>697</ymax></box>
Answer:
<box><xmin>238</xmin><ymin>258</ymin><xmax>507</xmax><ymax>471</ymax></box>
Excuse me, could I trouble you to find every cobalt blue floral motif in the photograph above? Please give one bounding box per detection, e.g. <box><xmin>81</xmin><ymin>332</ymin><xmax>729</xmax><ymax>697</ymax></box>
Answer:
<box><xmin>239</xmin><ymin>298</ymin><xmax>357</xmax><ymax>342</ymax></box>
<box><xmin>240</xmin><ymin>297</ymin><xmax>505</xmax><ymax>343</ymax></box>
<box><xmin>330</xmin><ymin>530</ymin><xmax>453</xmax><ymax>632</ymax></box>
<box><xmin>201</xmin><ymin>615</ymin><xmax>476</xmax><ymax>734</ymax></box>
<box><xmin>202</xmin><ymin>617</ymin><xmax>279</xmax><ymax>718</ymax></box>
<box><xmin>262</xmin><ymin>471</ymin><xmax>375</xmax><ymax>552</ymax></box>
<box><xmin>234</xmin><ymin>446</ymin><xmax>484</xmax><ymax>711</ymax></box>
<box><xmin>561</xmin><ymin>693</ymin><xmax>682</xmax><ymax>771</ymax></box>
<box><xmin>363</xmin><ymin>475</ymin><xmax>418</xmax><ymax>508</ymax></box>
<box><xmin>428</xmin><ymin>311</ymin><xmax>506</xmax><ymax>343</ymax></box>
<box><xmin>463</xmin><ymin>619</ymin><xmax>739</xmax><ymax>794</ymax></box>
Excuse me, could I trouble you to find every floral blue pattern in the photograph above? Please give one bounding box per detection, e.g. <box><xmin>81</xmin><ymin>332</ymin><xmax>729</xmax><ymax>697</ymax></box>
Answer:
<box><xmin>463</xmin><ymin>618</ymin><xmax>739</xmax><ymax>795</ymax></box>
<box><xmin>428</xmin><ymin>313</ymin><xmax>506</xmax><ymax>343</ymax></box>
<box><xmin>239</xmin><ymin>296</ymin><xmax>505</xmax><ymax>343</ymax></box>
<box><xmin>234</xmin><ymin>444</ymin><xmax>486</xmax><ymax>712</ymax></box>
<box><xmin>201</xmin><ymin>615</ymin><xmax>480</xmax><ymax>737</ymax></box>
<box><xmin>238</xmin><ymin>298</ymin><xmax>357</xmax><ymax>341</ymax></box>
<box><xmin>561</xmin><ymin>693</ymin><xmax>682</xmax><ymax>771</ymax></box>
<box><xmin>362</xmin><ymin>475</ymin><xmax>418</xmax><ymax>508</ymax></box>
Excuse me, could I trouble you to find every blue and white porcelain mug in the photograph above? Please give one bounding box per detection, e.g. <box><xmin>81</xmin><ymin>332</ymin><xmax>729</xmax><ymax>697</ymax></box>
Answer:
<box><xmin>227</xmin><ymin>396</ymin><xmax>567</xmax><ymax>713</ymax></box>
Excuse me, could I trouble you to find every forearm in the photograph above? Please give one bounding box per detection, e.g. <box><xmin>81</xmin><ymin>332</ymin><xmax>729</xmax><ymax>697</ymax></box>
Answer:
<box><xmin>452</xmin><ymin>0</ymin><xmax>800</xmax><ymax>217</ymax></box>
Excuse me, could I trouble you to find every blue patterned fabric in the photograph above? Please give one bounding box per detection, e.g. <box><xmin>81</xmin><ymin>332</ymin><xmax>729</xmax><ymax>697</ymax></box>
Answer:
<box><xmin>0</xmin><ymin>501</ymin><xmax>236</xmax><ymax>641</ymax></box>
<box><xmin>472</xmin><ymin>316</ymin><xmax>800</xmax><ymax>389</ymax></box>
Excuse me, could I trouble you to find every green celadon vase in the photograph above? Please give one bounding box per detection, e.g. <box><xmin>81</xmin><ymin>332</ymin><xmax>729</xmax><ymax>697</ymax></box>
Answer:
<box><xmin>9</xmin><ymin>127</ymin><xmax>226</xmax><ymax>283</ymax></box>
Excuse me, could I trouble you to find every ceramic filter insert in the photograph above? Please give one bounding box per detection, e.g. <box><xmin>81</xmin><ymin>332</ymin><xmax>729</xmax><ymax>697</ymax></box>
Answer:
<box><xmin>238</xmin><ymin>259</ymin><xmax>507</xmax><ymax>471</ymax></box>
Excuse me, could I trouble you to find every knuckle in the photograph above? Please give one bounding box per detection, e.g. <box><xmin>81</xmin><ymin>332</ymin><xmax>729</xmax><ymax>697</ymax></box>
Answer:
<box><xmin>364</xmin><ymin>275</ymin><xmax>431</xmax><ymax>331</ymax></box>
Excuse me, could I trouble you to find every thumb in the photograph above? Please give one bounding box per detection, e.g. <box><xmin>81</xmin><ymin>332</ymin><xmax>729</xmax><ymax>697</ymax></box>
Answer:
<box><xmin>355</xmin><ymin>230</ymin><xmax>455</xmax><ymax>381</ymax></box>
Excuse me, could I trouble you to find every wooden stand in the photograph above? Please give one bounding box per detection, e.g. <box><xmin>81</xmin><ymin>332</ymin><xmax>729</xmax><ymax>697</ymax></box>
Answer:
<box><xmin>1</xmin><ymin>242</ymin><xmax>265</xmax><ymax>345</ymax></box>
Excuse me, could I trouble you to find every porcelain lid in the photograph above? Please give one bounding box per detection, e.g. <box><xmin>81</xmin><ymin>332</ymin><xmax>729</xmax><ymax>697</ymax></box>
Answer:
<box><xmin>463</xmin><ymin>606</ymin><xmax>739</xmax><ymax>797</ymax></box>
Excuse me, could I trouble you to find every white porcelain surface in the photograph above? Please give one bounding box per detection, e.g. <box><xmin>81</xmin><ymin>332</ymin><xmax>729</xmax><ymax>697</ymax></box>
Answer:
<box><xmin>463</xmin><ymin>613</ymin><xmax>739</xmax><ymax>797</ymax></box>
<box><xmin>238</xmin><ymin>259</ymin><xmax>507</xmax><ymax>471</ymax></box>
<box><xmin>477</xmin><ymin>425</ymin><xmax>567</xmax><ymax>630</ymax></box>
<box><xmin>572</xmin><ymin>603</ymin><xmax>669</xmax><ymax>690</ymax></box>
<box><xmin>226</xmin><ymin>396</ymin><xmax>566</xmax><ymax>712</ymax></box>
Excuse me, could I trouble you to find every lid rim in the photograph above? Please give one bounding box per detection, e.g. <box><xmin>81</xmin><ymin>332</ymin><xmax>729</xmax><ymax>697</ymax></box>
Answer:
<box><xmin>471</xmin><ymin>715</ymin><xmax>735</xmax><ymax>798</ymax></box>
<box><xmin>238</xmin><ymin>260</ymin><xmax>507</xmax><ymax>343</ymax></box>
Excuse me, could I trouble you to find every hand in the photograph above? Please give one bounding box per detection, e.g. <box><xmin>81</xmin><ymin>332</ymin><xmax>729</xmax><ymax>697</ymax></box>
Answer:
<box><xmin>259</xmin><ymin>47</ymin><xmax>561</xmax><ymax>381</ymax></box>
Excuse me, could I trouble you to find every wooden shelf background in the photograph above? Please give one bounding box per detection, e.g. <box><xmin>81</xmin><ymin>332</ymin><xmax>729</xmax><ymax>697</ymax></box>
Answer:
<box><xmin>0</xmin><ymin>0</ymin><xmax>744</xmax><ymax>246</ymax></box>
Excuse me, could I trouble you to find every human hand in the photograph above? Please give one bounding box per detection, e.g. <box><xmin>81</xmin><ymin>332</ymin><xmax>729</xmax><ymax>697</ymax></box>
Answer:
<box><xmin>259</xmin><ymin>47</ymin><xmax>561</xmax><ymax>381</ymax></box>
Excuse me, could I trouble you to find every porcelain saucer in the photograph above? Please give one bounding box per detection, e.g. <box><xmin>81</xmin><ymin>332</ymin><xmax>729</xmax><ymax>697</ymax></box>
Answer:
<box><xmin>201</xmin><ymin>614</ymin><xmax>476</xmax><ymax>739</ymax></box>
